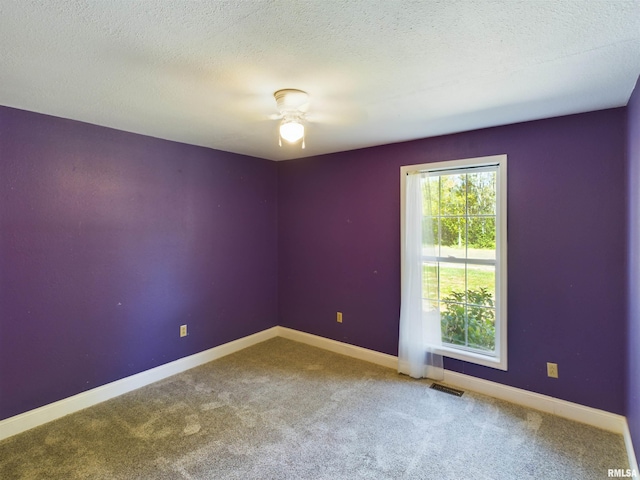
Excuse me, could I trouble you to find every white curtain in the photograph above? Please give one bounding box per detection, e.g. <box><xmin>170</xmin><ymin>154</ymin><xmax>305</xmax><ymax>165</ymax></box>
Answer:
<box><xmin>398</xmin><ymin>172</ymin><xmax>444</xmax><ymax>380</ymax></box>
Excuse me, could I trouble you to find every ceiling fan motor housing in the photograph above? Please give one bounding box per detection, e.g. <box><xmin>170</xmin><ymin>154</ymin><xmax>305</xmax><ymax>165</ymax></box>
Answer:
<box><xmin>274</xmin><ymin>89</ymin><xmax>309</xmax><ymax>114</ymax></box>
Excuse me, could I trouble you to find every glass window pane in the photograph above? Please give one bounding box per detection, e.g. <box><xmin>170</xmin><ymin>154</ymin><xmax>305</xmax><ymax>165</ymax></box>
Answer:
<box><xmin>422</xmin><ymin>262</ymin><xmax>439</xmax><ymax>302</ymax></box>
<box><xmin>467</xmin><ymin>306</ymin><xmax>496</xmax><ymax>352</ymax></box>
<box><xmin>467</xmin><ymin>217</ymin><xmax>496</xmax><ymax>257</ymax></box>
<box><xmin>440</xmin><ymin>302</ymin><xmax>466</xmax><ymax>347</ymax></box>
<box><xmin>423</xmin><ymin>176</ymin><xmax>439</xmax><ymax>216</ymax></box>
<box><xmin>422</xmin><ymin>299</ymin><xmax>438</xmax><ymax>318</ymax></box>
<box><xmin>467</xmin><ymin>171</ymin><xmax>496</xmax><ymax>215</ymax></box>
<box><xmin>439</xmin><ymin>262</ymin><xmax>465</xmax><ymax>301</ymax></box>
<box><xmin>422</xmin><ymin>217</ymin><xmax>439</xmax><ymax>252</ymax></box>
<box><xmin>467</xmin><ymin>265</ymin><xmax>495</xmax><ymax>304</ymax></box>
<box><xmin>439</xmin><ymin>217</ymin><xmax>466</xmax><ymax>259</ymax></box>
<box><xmin>440</xmin><ymin>174</ymin><xmax>466</xmax><ymax>215</ymax></box>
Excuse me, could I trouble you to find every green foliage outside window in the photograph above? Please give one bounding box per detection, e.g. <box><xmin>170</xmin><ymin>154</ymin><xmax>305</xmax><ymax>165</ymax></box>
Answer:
<box><xmin>441</xmin><ymin>287</ymin><xmax>495</xmax><ymax>351</ymax></box>
<box><xmin>424</xmin><ymin>172</ymin><xmax>496</xmax><ymax>249</ymax></box>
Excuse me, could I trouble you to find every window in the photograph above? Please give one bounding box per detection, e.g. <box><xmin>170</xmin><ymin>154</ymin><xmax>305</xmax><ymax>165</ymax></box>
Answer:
<box><xmin>400</xmin><ymin>155</ymin><xmax>507</xmax><ymax>370</ymax></box>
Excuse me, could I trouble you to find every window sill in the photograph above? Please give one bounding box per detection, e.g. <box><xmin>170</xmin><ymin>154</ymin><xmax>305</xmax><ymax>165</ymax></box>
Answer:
<box><xmin>432</xmin><ymin>344</ymin><xmax>507</xmax><ymax>371</ymax></box>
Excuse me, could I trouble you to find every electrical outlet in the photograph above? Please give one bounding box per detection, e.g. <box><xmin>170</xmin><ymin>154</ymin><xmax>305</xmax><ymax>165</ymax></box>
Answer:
<box><xmin>547</xmin><ymin>362</ymin><xmax>558</xmax><ymax>378</ymax></box>
<box><xmin>337</xmin><ymin>312</ymin><xmax>343</xmax><ymax>323</ymax></box>
<box><xmin>180</xmin><ymin>324</ymin><xmax>187</xmax><ymax>338</ymax></box>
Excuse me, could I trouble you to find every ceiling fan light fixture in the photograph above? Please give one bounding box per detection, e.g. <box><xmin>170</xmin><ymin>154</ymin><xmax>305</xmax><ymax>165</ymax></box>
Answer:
<box><xmin>279</xmin><ymin>119</ymin><xmax>305</xmax><ymax>143</ymax></box>
<box><xmin>274</xmin><ymin>89</ymin><xmax>308</xmax><ymax>148</ymax></box>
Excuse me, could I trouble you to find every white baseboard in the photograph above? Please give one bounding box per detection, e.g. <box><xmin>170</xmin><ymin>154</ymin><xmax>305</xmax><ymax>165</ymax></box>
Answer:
<box><xmin>276</xmin><ymin>327</ymin><xmax>627</xmax><ymax>432</ymax></box>
<box><xmin>276</xmin><ymin>327</ymin><xmax>636</xmax><ymax>468</ymax></box>
<box><xmin>1</xmin><ymin>324</ymin><xmax>637</xmax><ymax>472</ymax></box>
<box><xmin>623</xmin><ymin>420</ymin><xmax>640</xmax><ymax>474</ymax></box>
<box><xmin>275</xmin><ymin>326</ymin><xmax>398</xmax><ymax>369</ymax></box>
<box><xmin>441</xmin><ymin>370</ymin><xmax>626</xmax><ymax>433</ymax></box>
<box><xmin>0</xmin><ymin>327</ymin><xmax>279</xmax><ymax>442</ymax></box>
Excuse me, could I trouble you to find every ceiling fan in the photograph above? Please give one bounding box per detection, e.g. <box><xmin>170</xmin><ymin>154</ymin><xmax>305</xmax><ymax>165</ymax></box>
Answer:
<box><xmin>267</xmin><ymin>88</ymin><xmax>366</xmax><ymax>150</ymax></box>
<box><xmin>273</xmin><ymin>89</ymin><xmax>309</xmax><ymax>148</ymax></box>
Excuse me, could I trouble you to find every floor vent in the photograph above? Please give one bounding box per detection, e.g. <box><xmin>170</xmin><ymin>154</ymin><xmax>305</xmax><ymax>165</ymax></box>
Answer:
<box><xmin>430</xmin><ymin>383</ymin><xmax>464</xmax><ymax>397</ymax></box>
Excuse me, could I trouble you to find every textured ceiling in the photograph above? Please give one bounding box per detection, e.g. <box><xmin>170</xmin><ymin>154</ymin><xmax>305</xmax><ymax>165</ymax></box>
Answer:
<box><xmin>1</xmin><ymin>1</ymin><xmax>639</xmax><ymax>161</ymax></box>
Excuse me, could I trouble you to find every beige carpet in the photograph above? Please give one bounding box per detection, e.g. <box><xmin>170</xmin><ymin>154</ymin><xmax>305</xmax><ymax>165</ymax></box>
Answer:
<box><xmin>0</xmin><ymin>337</ymin><xmax>629</xmax><ymax>479</ymax></box>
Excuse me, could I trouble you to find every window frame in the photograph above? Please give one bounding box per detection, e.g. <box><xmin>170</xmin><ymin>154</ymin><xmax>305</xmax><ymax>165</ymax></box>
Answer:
<box><xmin>400</xmin><ymin>154</ymin><xmax>508</xmax><ymax>370</ymax></box>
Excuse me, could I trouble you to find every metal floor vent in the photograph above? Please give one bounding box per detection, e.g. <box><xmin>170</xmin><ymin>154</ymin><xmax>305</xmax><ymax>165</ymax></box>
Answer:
<box><xmin>430</xmin><ymin>383</ymin><xmax>464</xmax><ymax>397</ymax></box>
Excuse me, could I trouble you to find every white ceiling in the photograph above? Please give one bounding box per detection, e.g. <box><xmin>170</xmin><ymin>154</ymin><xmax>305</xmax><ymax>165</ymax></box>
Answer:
<box><xmin>1</xmin><ymin>1</ymin><xmax>639</xmax><ymax>161</ymax></box>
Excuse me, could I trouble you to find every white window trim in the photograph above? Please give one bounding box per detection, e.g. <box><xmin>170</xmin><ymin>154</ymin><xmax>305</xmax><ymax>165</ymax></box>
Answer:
<box><xmin>400</xmin><ymin>154</ymin><xmax>508</xmax><ymax>371</ymax></box>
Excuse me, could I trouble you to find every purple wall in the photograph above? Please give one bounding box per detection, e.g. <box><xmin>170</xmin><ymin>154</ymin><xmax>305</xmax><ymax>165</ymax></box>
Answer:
<box><xmin>627</xmin><ymin>77</ymin><xmax>640</xmax><ymax>451</ymax></box>
<box><xmin>279</xmin><ymin>108</ymin><xmax>628</xmax><ymax>414</ymax></box>
<box><xmin>0</xmin><ymin>100</ymin><xmax>631</xmax><ymax>422</ymax></box>
<box><xmin>0</xmin><ymin>106</ymin><xmax>278</xmax><ymax>420</ymax></box>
